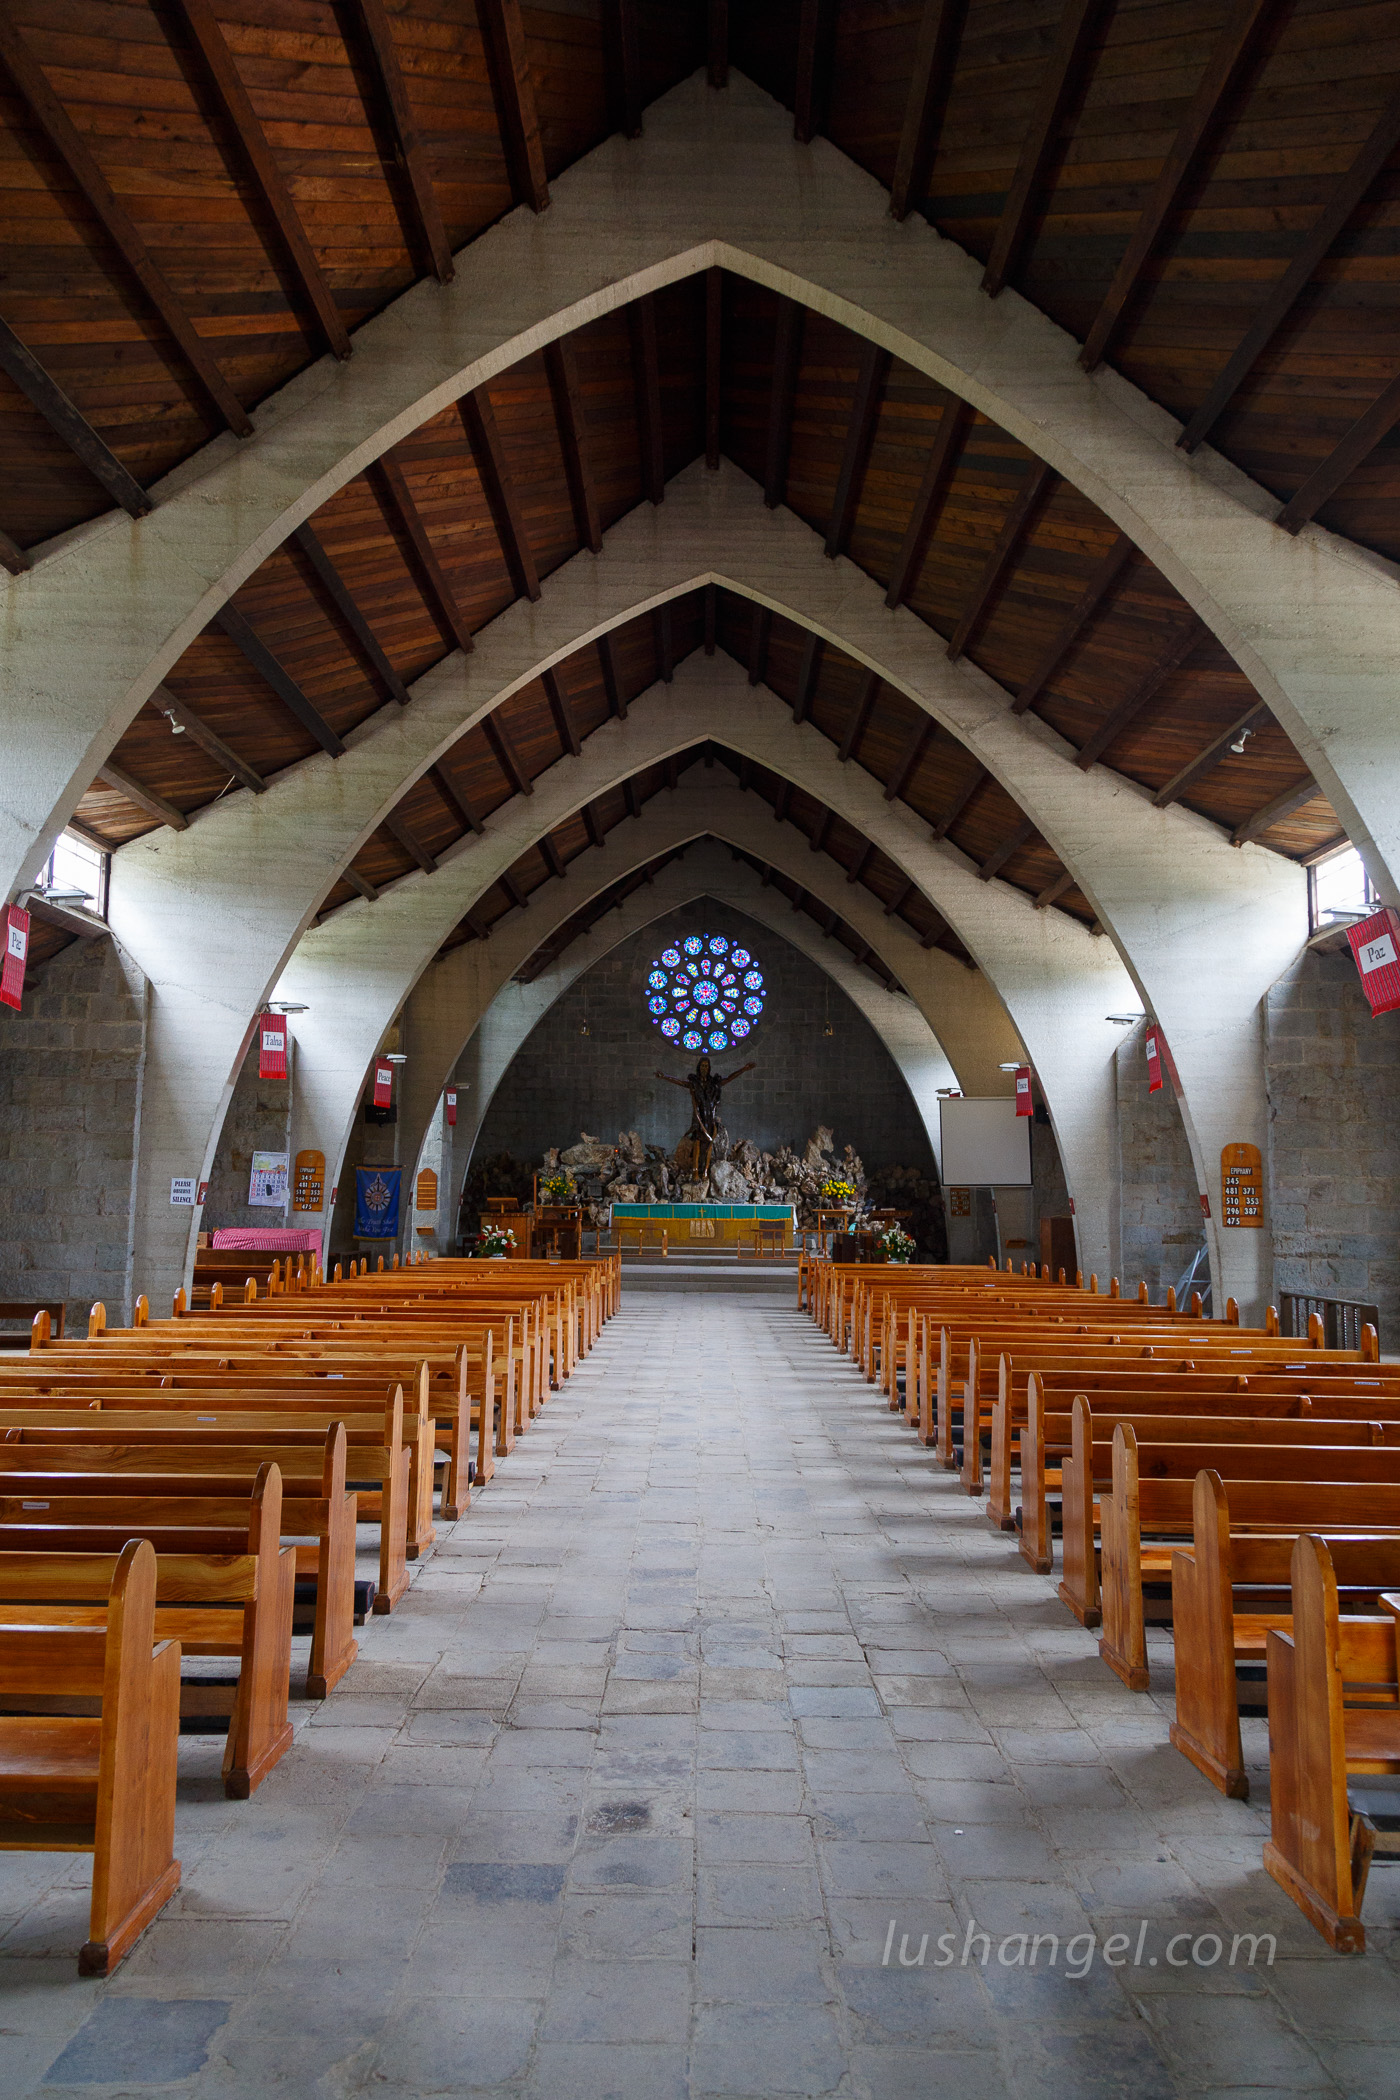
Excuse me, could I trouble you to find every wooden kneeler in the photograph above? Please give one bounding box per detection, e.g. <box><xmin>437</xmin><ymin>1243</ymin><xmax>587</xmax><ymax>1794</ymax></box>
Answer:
<box><xmin>0</xmin><ymin>1539</ymin><xmax>181</xmax><ymax>1973</ymax></box>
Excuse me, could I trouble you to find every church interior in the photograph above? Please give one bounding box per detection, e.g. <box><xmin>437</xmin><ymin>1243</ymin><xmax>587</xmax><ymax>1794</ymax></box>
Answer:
<box><xmin>3</xmin><ymin>0</ymin><xmax>1400</xmax><ymax>2090</ymax></box>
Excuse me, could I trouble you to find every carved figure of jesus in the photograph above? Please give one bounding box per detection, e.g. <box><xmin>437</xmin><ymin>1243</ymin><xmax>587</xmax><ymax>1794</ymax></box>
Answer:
<box><xmin>654</xmin><ymin>1054</ymin><xmax>755</xmax><ymax>1176</ymax></box>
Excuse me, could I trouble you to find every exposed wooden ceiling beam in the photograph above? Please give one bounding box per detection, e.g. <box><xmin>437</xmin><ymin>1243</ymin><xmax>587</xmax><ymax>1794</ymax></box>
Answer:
<box><xmin>885</xmin><ymin>399</ymin><xmax>968</xmax><ymax>608</ymax></box>
<box><xmin>982</xmin><ymin>0</ymin><xmax>1106</xmax><ymax>297</ymax></box>
<box><xmin>383</xmin><ymin>811</ymin><xmax>437</xmax><ymax>874</ymax></box>
<box><xmin>978</xmin><ymin>814</ymin><xmax>1037</xmax><ymax>882</ymax></box>
<box><xmin>705</xmin><ymin>267</ymin><xmax>723</xmax><ymax>469</ymax></box>
<box><xmin>809</xmin><ymin>808</ymin><xmax>832</xmax><ymax>855</ymax></box>
<box><xmin>793</xmin><ymin>0</ymin><xmax>835</xmax><ymax>142</ymax></box>
<box><xmin>582</xmin><ymin>802</ymin><xmax>604</xmax><ymax>850</ymax></box>
<box><xmin>429</xmin><ymin>761</ymin><xmax>483</xmax><ymax>835</ymax></box>
<box><xmin>885</xmin><ymin>719</ymin><xmax>932</xmax><ymax>802</ymax></box>
<box><xmin>1276</xmin><ymin>381</ymin><xmax>1400</xmax><ymax>534</ymax></box>
<box><xmin>846</xmin><ymin>841</ymin><xmax>875</xmax><ymax>886</ymax></box>
<box><xmin>947</xmin><ymin>461</ymin><xmax>1054</xmax><ymax>660</ymax></box>
<box><xmin>341</xmin><ymin>0</ymin><xmax>453</xmax><ymax>282</ymax></box>
<box><xmin>601</xmin><ymin>0</ymin><xmax>642</xmax><ymax>139</ymax></box>
<box><xmin>0</xmin><ymin>315</ymin><xmax>151</xmax><ymax>517</ymax></box>
<box><xmin>539</xmin><ymin>832</ymin><xmax>566</xmax><ymax>880</ymax></box>
<box><xmin>1080</xmin><ymin>0</ymin><xmax>1278</xmax><ymax>372</ymax></box>
<box><xmin>1074</xmin><ymin>617</ymin><xmax>1202</xmax><ymax>771</ymax></box>
<box><xmin>95</xmin><ymin>760</ymin><xmax>188</xmax><ymax>832</ymax></box>
<box><xmin>654</xmin><ymin>602</ymin><xmax>675</xmax><ymax>683</ymax></box>
<box><xmin>665</xmin><ymin>753</ymin><xmax>680</xmax><ymax>792</ymax></box>
<box><xmin>1035</xmin><ymin>867</ymin><xmax>1077</xmax><ymax>909</ymax></box>
<box><xmin>293</xmin><ymin>523</ymin><xmax>410</xmax><ymax>704</ymax></box>
<box><xmin>371</xmin><ymin>455</ymin><xmax>474</xmax><ymax>655</ymax></box>
<box><xmin>0</xmin><ymin>529</ymin><xmax>29</xmax><ymax>577</ymax></box>
<box><xmin>1181</xmin><ymin>85</ymin><xmax>1400</xmax><ymax>456</ymax></box>
<box><xmin>623</xmin><ymin>777</ymin><xmax>641</xmax><ymax>819</ymax></box>
<box><xmin>838</xmin><ymin>669</ymin><xmax>880</xmax><ymax>763</ymax></box>
<box><xmin>708</xmin><ymin>0</ymin><xmax>728</xmax><ymax>87</ymax></box>
<box><xmin>0</xmin><ymin>11</ymin><xmax>252</xmax><ymax>436</ymax></box>
<box><xmin>478</xmin><ymin>0</ymin><xmax>549</xmax><ymax>214</ymax></box>
<box><xmin>933</xmin><ymin>765</ymin><xmax>987</xmax><ymax>839</ymax></box>
<box><xmin>484</xmin><ymin>711</ymin><xmax>532</xmax><ymax>796</ymax></box>
<box><xmin>597</xmin><ymin>632</ymin><xmax>626</xmax><ymax>719</ymax></box>
<box><xmin>630</xmin><ymin>295</ymin><xmax>665</xmax><ymax>504</ymax></box>
<box><xmin>826</xmin><ymin>344</ymin><xmax>891</xmax><ymax>557</ymax></box>
<box><xmin>170</xmin><ymin>0</ymin><xmax>351</xmax><ymax>360</ymax></box>
<box><xmin>1231</xmin><ymin>775</ymin><xmax>1321</xmax><ymax>847</ymax></box>
<box><xmin>747</xmin><ymin>603</ymin><xmax>771</xmax><ymax>686</ymax></box>
<box><xmin>703</xmin><ymin>582</ymin><xmax>717</xmax><ymax>656</ymax></box>
<box><xmin>216</xmin><ymin>605</ymin><xmax>346</xmax><ymax>755</ymax></box>
<box><xmin>823</xmin><ymin>904</ymin><xmax>840</xmax><ymax>937</ymax></box>
<box><xmin>764</xmin><ymin>299</ymin><xmax>805</xmax><ymax>509</ymax></box>
<box><xmin>460</xmin><ymin>388</ymin><xmax>540</xmax><ymax>602</ymax></box>
<box><xmin>342</xmin><ymin>866</ymin><xmax>379</xmax><ymax>903</ymax></box>
<box><xmin>792</xmin><ymin>632</ymin><xmax>823</xmax><ymax>724</ymax></box>
<box><xmin>542</xmin><ymin>667</ymin><xmax>581</xmax><ymax>757</ymax></box>
<box><xmin>1013</xmin><ymin>532</ymin><xmax>1133</xmax><ymax>714</ymax></box>
<box><xmin>153</xmin><ymin>684</ymin><xmax>266</xmax><ymax>793</ymax></box>
<box><xmin>774</xmin><ymin>780</ymin><xmax>792</xmax><ymax>824</ymax></box>
<box><xmin>738</xmin><ymin>755</ymin><xmax>752</xmax><ymax>794</ymax></box>
<box><xmin>545</xmin><ymin>338</ymin><xmax>600</xmax><ymax>553</ymax></box>
<box><xmin>889</xmin><ymin>0</ymin><xmax>967</xmax><ymax>222</ymax></box>
<box><xmin>885</xmin><ymin>879</ymin><xmax>916</xmax><ymax>917</ymax></box>
<box><xmin>499</xmin><ymin>868</ymin><xmax>529</xmax><ymax>911</ymax></box>
<box><xmin>1152</xmin><ymin>702</ymin><xmax>1270</xmax><ymax>810</ymax></box>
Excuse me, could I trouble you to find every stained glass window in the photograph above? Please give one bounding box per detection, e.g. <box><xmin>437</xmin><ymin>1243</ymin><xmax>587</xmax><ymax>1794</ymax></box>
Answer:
<box><xmin>644</xmin><ymin>933</ymin><xmax>765</xmax><ymax>1053</ymax></box>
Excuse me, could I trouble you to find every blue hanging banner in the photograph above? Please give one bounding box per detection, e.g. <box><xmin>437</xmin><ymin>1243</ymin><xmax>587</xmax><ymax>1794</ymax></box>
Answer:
<box><xmin>355</xmin><ymin>1166</ymin><xmax>401</xmax><ymax>1240</ymax></box>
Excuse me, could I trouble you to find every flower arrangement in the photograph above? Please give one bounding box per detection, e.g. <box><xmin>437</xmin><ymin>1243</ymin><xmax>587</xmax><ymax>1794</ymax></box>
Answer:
<box><xmin>475</xmin><ymin>1225</ymin><xmax>516</xmax><ymax>1259</ymax></box>
<box><xmin>539</xmin><ymin>1170</ymin><xmax>574</xmax><ymax>1204</ymax></box>
<box><xmin>821</xmin><ymin>1177</ymin><xmax>857</xmax><ymax>1205</ymax></box>
<box><xmin>879</xmin><ymin>1224</ymin><xmax>916</xmax><ymax>1264</ymax></box>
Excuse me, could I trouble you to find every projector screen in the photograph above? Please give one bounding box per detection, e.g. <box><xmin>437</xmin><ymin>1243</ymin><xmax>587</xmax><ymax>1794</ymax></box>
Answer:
<box><xmin>939</xmin><ymin>1096</ymin><xmax>1032</xmax><ymax>1187</ymax></box>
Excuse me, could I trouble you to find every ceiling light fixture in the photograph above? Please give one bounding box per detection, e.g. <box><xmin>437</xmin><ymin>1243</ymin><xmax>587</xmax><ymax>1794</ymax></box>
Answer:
<box><xmin>1229</xmin><ymin>726</ymin><xmax>1255</xmax><ymax>755</ymax></box>
<box><xmin>385</xmin><ymin>1051</ymin><xmax>407</xmax><ymax>1064</ymax></box>
<box><xmin>1106</xmin><ymin>1013</ymin><xmax>1145</xmax><ymax>1024</ymax></box>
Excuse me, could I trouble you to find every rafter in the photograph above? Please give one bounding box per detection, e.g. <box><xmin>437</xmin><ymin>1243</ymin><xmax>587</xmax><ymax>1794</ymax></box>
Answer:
<box><xmin>170</xmin><ymin>0</ymin><xmax>351</xmax><ymax>360</ymax></box>
<box><xmin>630</xmin><ymin>295</ymin><xmax>665</xmax><ymax>504</ymax></box>
<box><xmin>982</xmin><ymin>0</ymin><xmax>1106</xmax><ymax>297</ymax></box>
<box><xmin>539</xmin><ymin>832</ymin><xmax>566</xmax><ymax>880</ymax></box>
<box><xmin>153</xmin><ymin>685</ymin><xmax>265</xmax><ymax>794</ymax></box>
<box><xmin>429</xmin><ymin>761</ymin><xmax>483</xmax><ymax>835</ymax></box>
<box><xmin>708</xmin><ymin>0</ymin><xmax>728</xmax><ymax>87</ymax></box>
<box><xmin>1277</xmin><ymin>383</ymin><xmax>1400</xmax><ymax>534</ymax></box>
<box><xmin>703</xmin><ymin>583</ymin><xmax>717</xmax><ymax>656</ymax></box>
<box><xmin>978</xmin><ymin>815</ymin><xmax>1036</xmax><ymax>882</ymax></box>
<box><xmin>0</xmin><ymin>11</ymin><xmax>252</xmax><ymax>435</ymax></box>
<box><xmin>838</xmin><ymin>669</ymin><xmax>880</xmax><ymax>764</ymax></box>
<box><xmin>1035</xmin><ymin>867</ymin><xmax>1077</xmax><ymax>910</ymax></box>
<box><xmin>885</xmin><ymin>719</ymin><xmax>932</xmax><ymax>802</ymax></box>
<box><xmin>885</xmin><ymin>880</ymin><xmax>915</xmax><ymax>917</ymax></box>
<box><xmin>947</xmin><ymin>462</ymin><xmax>1054</xmax><ymax>660</ymax></box>
<box><xmin>1152</xmin><ymin>702</ymin><xmax>1270</xmax><ymax>810</ymax></box>
<box><xmin>383</xmin><ymin>812</ymin><xmax>437</xmax><ymax>874</ymax></box>
<box><xmin>598</xmin><ymin>632</ymin><xmax>626</xmax><ymax>718</ymax></box>
<box><xmin>1013</xmin><ymin>532</ymin><xmax>1134</xmax><ymax>714</ymax></box>
<box><xmin>665</xmin><ymin>754</ymin><xmax>680</xmax><ymax>793</ymax></box>
<box><xmin>809</xmin><ymin>808</ymin><xmax>832</xmax><ymax>855</ymax></box>
<box><xmin>372</xmin><ymin>455</ymin><xmax>474</xmax><ymax>655</ymax></box>
<box><xmin>342</xmin><ymin>867</ymin><xmax>379</xmax><ymax>903</ymax></box>
<box><xmin>1231</xmin><ymin>776</ymin><xmax>1321</xmax><ymax>847</ymax></box>
<box><xmin>95</xmin><ymin>760</ymin><xmax>188</xmax><ymax>832</ymax></box>
<box><xmin>765</xmin><ymin>299</ymin><xmax>805</xmax><ymax>509</ymax></box>
<box><xmin>886</xmin><ymin>399</ymin><xmax>968</xmax><ymax>609</ymax></box>
<box><xmin>1181</xmin><ymin>85</ymin><xmax>1400</xmax><ymax>456</ymax></box>
<box><xmin>705</xmin><ymin>267</ymin><xmax>723</xmax><ymax>470</ymax></box>
<box><xmin>478</xmin><ymin>0</ymin><xmax>549</xmax><ymax>213</ymax></box>
<box><xmin>460</xmin><ymin>388</ymin><xmax>540</xmax><ymax>601</ymax></box>
<box><xmin>1081</xmin><ymin>0</ymin><xmax>1277</xmax><ymax>372</ymax></box>
<box><xmin>826</xmin><ymin>344</ymin><xmax>890</xmax><ymax>557</ymax></box>
<box><xmin>341</xmin><ymin>0</ymin><xmax>453</xmax><ymax>282</ymax></box>
<box><xmin>747</xmin><ymin>603</ymin><xmax>771</xmax><ymax>686</ymax></box>
<box><xmin>499</xmin><ymin>868</ymin><xmax>529</xmax><ymax>911</ymax></box>
<box><xmin>846</xmin><ymin>841</ymin><xmax>875</xmax><ymax>886</ymax></box>
<box><xmin>483</xmin><ymin>712</ymin><xmax>532</xmax><ymax>796</ymax></box>
<box><xmin>655</xmin><ymin>603</ymin><xmax>675</xmax><ymax>683</ymax></box>
<box><xmin>933</xmin><ymin>765</ymin><xmax>987</xmax><ymax>839</ymax></box>
<box><xmin>601</xmin><ymin>0</ymin><xmax>642</xmax><ymax>139</ymax></box>
<box><xmin>0</xmin><ymin>316</ymin><xmax>150</xmax><ymax>518</ymax></box>
<box><xmin>774</xmin><ymin>780</ymin><xmax>792</xmax><ymax>824</ymax></box>
<box><xmin>542</xmin><ymin>667</ymin><xmax>581</xmax><ymax>757</ymax></box>
<box><xmin>889</xmin><ymin>0</ymin><xmax>966</xmax><ymax>222</ymax></box>
<box><xmin>823</xmin><ymin>904</ymin><xmax>840</xmax><ymax>937</ymax></box>
<box><xmin>545</xmin><ymin>338</ymin><xmax>600</xmax><ymax>552</ymax></box>
<box><xmin>0</xmin><ymin>530</ymin><xmax>28</xmax><ymax>577</ymax></box>
<box><xmin>216</xmin><ymin>605</ymin><xmax>345</xmax><ymax>756</ymax></box>
<box><xmin>623</xmin><ymin>778</ymin><xmax>641</xmax><ymax>820</ymax></box>
<box><xmin>793</xmin><ymin>0</ymin><xmax>835</xmax><ymax>143</ymax></box>
<box><xmin>1074</xmin><ymin>617</ymin><xmax>1202</xmax><ymax>771</ymax></box>
<box><xmin>293</xmin><ymin>523</ymin><xmax>409</xmax><ymax>704</ymax></box>
<box><xmin>793</xmin><ymin>633</ymin><xmax>823</xmax><ymax>724</ymax></box>
<box><xmin>582</xmin><ymin>802</ymin><xmax>604</xmax><ymax>850</ymax></box>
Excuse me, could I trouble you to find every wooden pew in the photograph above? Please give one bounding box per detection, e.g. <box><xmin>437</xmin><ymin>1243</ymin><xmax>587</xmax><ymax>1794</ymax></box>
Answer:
<box><xmin>1264</xmin><ymin>1535</ymin><xmax>1400</xmax><ymax>1952</ymax></box>
<box><xmin>0</xmin><ymin>1538</ymin><xmax>181</xmax><ymax>1973</ymax></box>
<box><xmin>1170</xmin><ymin>1470</ymin><xmax>1400</xmax><ymax>1798</ymax></box>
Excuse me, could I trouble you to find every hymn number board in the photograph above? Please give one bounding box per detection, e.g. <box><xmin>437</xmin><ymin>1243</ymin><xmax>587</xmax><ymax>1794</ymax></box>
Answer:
<box><xmin>1220</xmin><ymin>1143</ymin><xmax>1264</xmax><ymax>1229</ymax></box>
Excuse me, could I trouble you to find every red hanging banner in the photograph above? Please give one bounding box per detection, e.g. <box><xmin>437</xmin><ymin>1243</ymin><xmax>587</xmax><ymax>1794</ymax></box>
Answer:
<box><xmin>1145</xmin><ymin>1026</ymin><xmax>1164</xmax><ymax>1094</ymax></box>
<box><xmin>1346</xmin><ymin>906</ymin><xmax>1400</xmax><ymax>1018</ymax></box>
<box><xmin>372</xmin><ymin>1061</ymin><xmax>394</xmax><ymax>1109</ymax></box>
<box><xmin>0</xmin><ymin>905</ymin><xmax>29</xmax><ymax>1012</ymax></box>
<box><xmin>258</xmin><ymin>1011</ymin><xmax>288</xmax><ymax>1079</ymax></box>
<box><xmin>1013</xmin><ymin>1066</ymin><xmax>1033</xmax><ymax>1117</ymax></box>
<box><xmin>445</xmin><ymin>1088</ymin><xmax>457</xmax><ymax>1127</ymax></box>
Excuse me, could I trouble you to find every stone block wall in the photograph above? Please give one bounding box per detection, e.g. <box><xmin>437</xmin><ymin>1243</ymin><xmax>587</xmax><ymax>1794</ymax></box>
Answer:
<box><xmin>0</xmin><ymin>936</ymin><xmax>148</xmax><ymax>1331</ymax></box>
<box><xmin>1113</xmin><ymin>1022</ymin><xmax>1206</xmax><ymax>1302</ymax></box>
<box><xmin>467</xmin><ymin>903</ymin><xmax>936</xmax><ymax>1187</ymax></box>
<box><xmin>201</xmin><ymin>1036</ymin><xmax>294</xmax><ymax>1236</ymax></box>
<box><xmin>1265</xmin><ymin>945</ymin><xmax>1400</xmax><ymax>1336</ymax></box>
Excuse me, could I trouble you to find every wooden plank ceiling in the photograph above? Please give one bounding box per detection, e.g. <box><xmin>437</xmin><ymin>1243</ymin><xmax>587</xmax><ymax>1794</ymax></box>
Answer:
<box><xmin>18</xmin><ymin>2</ymin><xmax>1400</xmax><ymax>971</ymax></box>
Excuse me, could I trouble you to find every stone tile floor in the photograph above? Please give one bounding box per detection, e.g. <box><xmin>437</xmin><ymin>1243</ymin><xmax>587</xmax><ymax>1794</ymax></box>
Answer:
<box><xmin>2</xmin><ymin>1291</ymin><xmax>1399</xmax><ymax>2096</ymax></box>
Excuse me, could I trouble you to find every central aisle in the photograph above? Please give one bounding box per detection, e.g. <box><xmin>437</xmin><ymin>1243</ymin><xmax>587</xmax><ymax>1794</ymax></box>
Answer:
<box><xmin>19</xmin><ymin>1291</ymin><xmax>1391</xmax><ymax>2098</ymax></box>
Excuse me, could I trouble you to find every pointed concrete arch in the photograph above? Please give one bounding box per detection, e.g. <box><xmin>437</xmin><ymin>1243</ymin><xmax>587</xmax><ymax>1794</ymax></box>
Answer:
<box><xmin>5</xmin><ymin>73</ymin><xmax>1392</xmax><ymax>945</ymax></box>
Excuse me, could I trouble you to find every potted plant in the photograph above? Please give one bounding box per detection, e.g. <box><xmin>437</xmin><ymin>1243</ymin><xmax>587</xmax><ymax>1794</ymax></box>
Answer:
<box><xmin>821</xmin><ymin>1176</ymin><xmax>857</xmax><ymax>1209</ymax></box>
<box><xmin>878</xmin><ymin>1224</ymin><xmax>916</xmax><ymax>1265</ymax></box>
<box><xmin>475</xmin><ymin>1224</ymin><xmax>516</xmax><ymax>1260</ymax></box>
<box><xmin>539</xmin><ymin>1169</ymin><xmax>574</xmax><ymax>1205</ymax></box>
